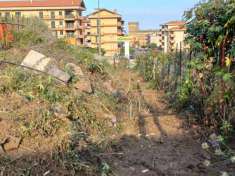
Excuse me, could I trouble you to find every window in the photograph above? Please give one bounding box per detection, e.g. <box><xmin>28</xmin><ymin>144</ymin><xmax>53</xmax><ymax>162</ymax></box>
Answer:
<box><xmin>65</xmin><ymin>10</ymin><xmax>73</xmax><ymax>18</ymax></box>
<box><xmin>51</xmin><ymin>21</ymin><xmax>55</xmax><ymax>28</ymax></box>
<box><xmin>60</xmin><ymin>31</ymin><xmax>63</xmax><ymax>35</ymax></box>
<box><xmin>51</xmin><ymin>11</ymin><xmax>55</xmax><ymax>19</ymax></box>
<box><xmin>39</xmin><ymin>11</ymin><xmax>43</xmax><ymax>18</ymax></box>
<box><xmin>66</xmin><ymin>22</ymin><xmax>74</xmax><ymax>28</ymax></box>
<box><xmin>5</xmin><ymin>12</ymin><xmax>10</xmax><ymax>18</ymax></box>
<box><xmin>15</xmin><ymin>11</ymin><xmax>21</xmax><ymax>17</ymax></box>
<box><xmin>59</xmin><ymin>11</ymin><xmax>63</xmax><ymax>16</ymax></box>
<box><xmin>67</xmin><ymin>32</ymin><xmax>74</xmax><ymax>37</ymax></box>
<box><xmin>59</xmin><ymin>21</ymin><xmax>63</xmax><ymax>26</ymax></box>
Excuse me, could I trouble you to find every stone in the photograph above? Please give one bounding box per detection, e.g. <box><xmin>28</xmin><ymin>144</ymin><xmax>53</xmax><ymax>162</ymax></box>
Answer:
<box><xmin>112</xmin><ymin>89</ymin><xmax>128</xmax><ymax>103</ymax></box>
<box><xmin>47</xmin><ymin>65</ymin><xmax>71</xmax><ymax>83</ymax></box>
<box><xmin>74</xmin><ymin>78</ymin><xmax>92</xmax><ymax>94</ymax></box>
<box><xmin>66</xmin><ymin>63</ymin><xmax>84</xmax><ymax>77</ymax></box>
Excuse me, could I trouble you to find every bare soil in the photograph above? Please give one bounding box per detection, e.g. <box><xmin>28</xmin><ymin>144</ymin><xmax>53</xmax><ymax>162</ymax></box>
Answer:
<box><xmin>102</xmin><ymin>69</ymin><xmax>218</xmax><ymax>176</ymax></box>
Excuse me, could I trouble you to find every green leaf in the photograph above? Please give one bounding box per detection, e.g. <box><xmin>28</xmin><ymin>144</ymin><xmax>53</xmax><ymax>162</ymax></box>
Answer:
<box><xmin>223</xmin><ymin>73</ymin><xmax>232</xmax><ymax>82</ymax></box>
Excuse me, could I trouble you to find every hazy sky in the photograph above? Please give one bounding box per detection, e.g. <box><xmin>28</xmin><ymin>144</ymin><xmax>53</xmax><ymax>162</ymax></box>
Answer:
<box><xmin>84</xmin><ymin>0</ymin><xmax>200</xmax><ymax>29</ymax></box>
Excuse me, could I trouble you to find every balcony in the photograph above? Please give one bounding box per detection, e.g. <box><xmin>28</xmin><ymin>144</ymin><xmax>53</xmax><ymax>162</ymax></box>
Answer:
<box><xmin>169</xmin><ymin>40</ymin><xmax>175</xmax><ymax>45</ymax></box>
<box><xmin>43</xmin><ymin>15</ymin><xmax>64</xmax><ymax>20</ymax></box>
<box><xmin>118</xmin><ymin>30</ymin><xmax>124</xmax><ymax>36</ymax></box>
<box><xmin>66</xmin><ymin>31</ymin><xmax>75</xmax><ymax>37</ymax></box>
<box><xmin>51</xmin><ymin>26</ymin><xmax>64</xmax><ymax>30</ymax></box>
<box><xmin>65</xmin><ymin>14</ymin><xmax>77</xmax><ymax>21</ymax></box>
<box><xmin>65</xmin><ymin>24</ymin><xmax>76</xmax><ymax>30</ymax></box>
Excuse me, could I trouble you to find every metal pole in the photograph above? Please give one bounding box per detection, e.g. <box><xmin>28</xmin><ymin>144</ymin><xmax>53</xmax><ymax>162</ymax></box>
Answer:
<box><xmin>97</xmin><ymin>0</ymin><xmax>101</xmax><ymax>56</ymax></box>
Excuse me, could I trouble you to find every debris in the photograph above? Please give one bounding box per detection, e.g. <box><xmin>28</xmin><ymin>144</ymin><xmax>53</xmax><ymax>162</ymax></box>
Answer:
<box><xmin>21</xmin><ymin>50</ymin><xmax>52</xmax><ymax>72</ymax></box>
<box><xmin>230</xmin><ymin>156</ymin><xmax>235</xmax><ymax>163</ymax></box>
<box><xmin>221</xmin><ymin>171</ymin><xmax>229</xmax><ymax>176</ymax></box>
<box><xmin>201</xmin><ymin>142</ymin><xmax>209</xmax><ymax>150</ymax></box>
<box><xmin>43</xmin><ymin>170</ymin><xmax>51</xmax><ymax>176</ymax></box>
<box><xmin>21</xmin><ymin>50</ymin><xmax>71</xmax><ymax>83</ymax></box>
<box><xmin>203</xmin><ymin>160</ymin><xmax>211</xmax><ymax>167</ymax></box>
<box><xmin>142</xmin><ymin>169</ymin><xmax>149</xmax><ymax>173</ymax></box>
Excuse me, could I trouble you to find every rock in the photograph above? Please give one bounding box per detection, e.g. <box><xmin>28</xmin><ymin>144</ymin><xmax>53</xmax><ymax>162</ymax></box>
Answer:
<box><xmin>47</xmin><ymin>65</ymin><xmax>71</xmax><ymax>83</ymax></box>
<box><xmin>66</xmin><ymin>63</ymin><xmax>84</xmax><ymax>77</ymax></box>
<box><xmin>21</xmin><ymin>50</ymin><xmax>71</xmax><ymax>83</ymax></box>
<box><xmin>112</xmin><ymin>89</ymin><xmax>128</xmax><ymax>103</ymax></box>
<box><xmin>65</xmin><ymin>63</ymin><xmax>92</xmax><ymax>93</ymax></box>
<box><xmin>74</xmin><ymin>79</ymin><xmax>92</xmax><ymax>94</ymax></box>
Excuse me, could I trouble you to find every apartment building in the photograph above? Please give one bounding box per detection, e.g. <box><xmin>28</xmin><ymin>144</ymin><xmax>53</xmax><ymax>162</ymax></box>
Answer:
<box><xmin>149</xmin><ymin>31</ymin><xmax>161</xmax><ymax>47</ymax></box>
<box><xmin>159</xmin><ymin>21</ymin><xmax>188</xmax><ymax>53</ymax></box>
<box><xmin>128</xmin><ymin>22</ymin><xmax>159</xmax><ymax>48</ymax></box>
<box><xmin>0</xmin><ymin>0</ymin><xmax>86</xmax><ymax>45</ymax></box>
<box><xmin>86</xmin><ymin>8</ymin><xmax>124</xmax><ymax>57</ymax></box>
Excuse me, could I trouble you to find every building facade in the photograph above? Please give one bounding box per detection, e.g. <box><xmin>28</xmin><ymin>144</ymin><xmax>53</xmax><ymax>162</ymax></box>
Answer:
<box><xmin>128</xmin><ymin>22</ymin><xmax>159</xmax><ymax>48</ymax></box>
<box><xmin>149</xmin><ymin>31</ymin><xmax>161</xmax><ymax>47</ymax></box>
<box><xmin>0</xmin><ymin>0</ymin><xmax>86</xmax><ymax>45</ymax></box>
<box><xmin>159</xmin><ymin>21</ymin><xmax>188</xmax><ymax>53</ymax></box>
<box><xmin>86</xmin><ymin>9</ymin><xmax>124</xmax><ymax>57</ymax></box>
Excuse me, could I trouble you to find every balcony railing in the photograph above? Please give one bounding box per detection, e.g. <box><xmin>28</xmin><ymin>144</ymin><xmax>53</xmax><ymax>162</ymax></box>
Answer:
<box><xmin>65</xmin><ymin>14</ymin><xmax>76</xmax><ymax>20</ymax></box>
<box><xmin>65</xmin><ymin>24</ymin><xmax>76</xmax><ymax>30</ymax></box>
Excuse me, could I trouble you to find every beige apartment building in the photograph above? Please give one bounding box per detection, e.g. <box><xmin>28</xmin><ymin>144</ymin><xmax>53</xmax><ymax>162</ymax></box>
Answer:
<box><xmin>86</xmin><ymin>9</ymin><xmax>124</xmax><ymax>57</ymax></box>
<box><xmin>0</xmin><ymin>0</ymin><xmax>86</xmax><ymax>45</ymax></box>
<box><xmin>159</xmin><ymin>21</ymin><xmax>188</xmax><ymax>53</ymax></box>
<box><xmin>149</xmin><ymin>30</ymin><xmax>161</xmax><ymax>47</ymax></box>
<box><xmin>128</xmin><ymin>22</ymin><xmax>159</xmax><ymax>48</ymax></box>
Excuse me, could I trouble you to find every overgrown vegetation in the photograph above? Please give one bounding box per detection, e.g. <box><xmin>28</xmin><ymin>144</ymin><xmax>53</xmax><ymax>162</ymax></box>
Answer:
<box><xmin>0</xmin><ymin>17</ymin><xmax>124</xmax><ymax>175</ymax></box>
<box><xmin>135</xmin><ymin>0</ymin><xmax>235</xmax><ymax>139</ymax></box>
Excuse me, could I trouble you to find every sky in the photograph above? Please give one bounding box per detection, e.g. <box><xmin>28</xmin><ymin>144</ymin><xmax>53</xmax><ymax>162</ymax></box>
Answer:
<box><xmin>84</xmin><ymin>0</ymin><xmax>200</xmax><ymax>30</ymax></box>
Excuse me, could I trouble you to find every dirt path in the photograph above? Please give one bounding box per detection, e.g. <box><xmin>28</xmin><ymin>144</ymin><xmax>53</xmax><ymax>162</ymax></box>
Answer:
<box><xmin>106</xmin><ymin>70</ymin><xmax>216</xmax><ymax>176</ymax></box>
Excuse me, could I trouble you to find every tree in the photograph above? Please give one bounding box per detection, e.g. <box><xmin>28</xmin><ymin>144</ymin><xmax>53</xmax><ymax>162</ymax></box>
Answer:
<box><xmin>184</xmin><ymin>0</ymin><xmax>235</xmax><ymax>67</ymax></box>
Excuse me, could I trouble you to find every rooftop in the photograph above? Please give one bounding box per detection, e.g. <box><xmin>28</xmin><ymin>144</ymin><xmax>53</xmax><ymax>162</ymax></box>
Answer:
<box><xmin>164</xmin><ymin>20</ymin><xmax>185</xmax><ymax>26</ymax></box>
<box><xmin>88</xmin><ymin>8</ymin><xmax>121</xmax><ymax>18</ymax></box>
<box><xmin>0</xmin><ymin>0</ymin><xmax>85</xmax><ymax>8</ymax></box>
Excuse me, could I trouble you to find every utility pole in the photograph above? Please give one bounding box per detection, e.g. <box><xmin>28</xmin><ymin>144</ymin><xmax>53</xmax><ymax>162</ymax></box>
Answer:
<box><xmin>97</xmin><ymin>0</ymin><xmax>101</xmax><ymax>56</ymax></box>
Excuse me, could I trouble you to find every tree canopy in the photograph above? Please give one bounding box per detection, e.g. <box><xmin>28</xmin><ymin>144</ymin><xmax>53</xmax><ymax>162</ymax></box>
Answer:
<box><xmin>184</xmin><ymin>0</ymin><xmax>235</xmax><ymax>66</ymax></box>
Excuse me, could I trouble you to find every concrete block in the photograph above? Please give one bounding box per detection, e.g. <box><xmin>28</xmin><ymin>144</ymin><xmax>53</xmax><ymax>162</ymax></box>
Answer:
<box><xmin>21</xmin><ymin>50</ymin><xmax>52</xmax><ymax>72</ymax></box>
<box><xmin>47</xmin><ymin>65</ymin><xmax>71</xmax><ymax>83</ymax></box>
<box><xmin>21</xmin><ymin>50</ymin><xmax>71</xmax><ymax>83</ymax></box>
